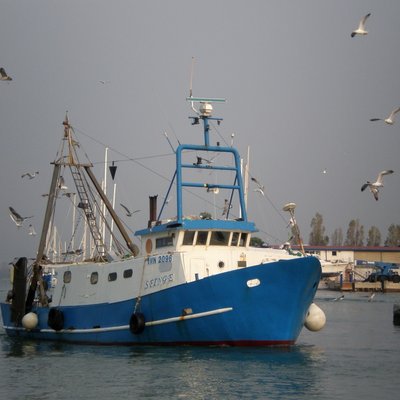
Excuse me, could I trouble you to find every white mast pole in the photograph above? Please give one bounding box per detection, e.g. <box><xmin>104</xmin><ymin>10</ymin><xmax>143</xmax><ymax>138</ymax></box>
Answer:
<box><xmin>102</xmin><ymin>147</ymin><xmax>108</xmax><ymax>242</ymax></box>
<box><xmin>242</xmin><ymin>145</ymin><xmax>250</xmax><ymax>217</ymax></box>
<box><xmin>109</xmin><ymin>182</ymin><xmax>117</xmax><ymax>251</ymax></box>
<box><xmin>71</xmin><ymin>193</ymin><xmax>76</xmax><ymax>251</ymax></box>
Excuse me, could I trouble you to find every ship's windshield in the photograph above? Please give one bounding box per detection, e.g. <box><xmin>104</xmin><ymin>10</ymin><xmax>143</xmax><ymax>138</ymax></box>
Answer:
<box><xmin>182</xmin><ymin>231</ymin><xmax>248</xmax><ymax>247</ymax></box>
<box><xmin>210</xmin><ymin>231</ymin><xmax>230</xmax><ymax>246</ymax></box>
<box><xmin>196</xmin><ymin>231</ymin><xmax>208</xmax><ymax>245</ymax></box>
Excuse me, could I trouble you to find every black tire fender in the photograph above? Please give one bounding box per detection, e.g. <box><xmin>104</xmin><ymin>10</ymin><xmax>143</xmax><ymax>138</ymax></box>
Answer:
<box><xmin>129</xmin><ymin>312</ymin><xmax>145</xmax><ymax>334</ymax></box>
<box><xmin>48</xmin><ymin>308</ymin><xmax>64</xmax><ymax>331</ymax></box>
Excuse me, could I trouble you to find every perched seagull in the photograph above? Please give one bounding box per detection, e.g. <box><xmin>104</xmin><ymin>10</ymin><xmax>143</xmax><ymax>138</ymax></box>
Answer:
<box><xmin>21</xmin><ymin>171</ymin><xmax>39</xmax><ymax>180</ymax></box>
<box><xmin>120</xmin><ymin>203</ymin><xmax>140</xmax><ymax>217</ymax></box>
<box><xmin>361</xmin><ymin>170</ymin><xmax>394</xmax><ymax>201</ymax></box>
<box><xmin>286</xmin><ymin>217</ymin><xmax>296</xmax><ymax>228</ymax></box>
<box><xmin>0</xmin><ymin>67</ymin><xmax>12</xmax><ymax>81</ymax></box>
<box><xmin>351</xmin><ymin>13</ymin><xmax>371</xmax><ymax>37</ymax></box>
<box><xmin>251</xmin><ymin>177</ymin><xmax>265</xmax><ymax>196</ymax></box>
<box><xmin>9</xmin><ymin>206</ymin><xmax>33</xmax><ymax>227</ymax></box>
<box><xmin>370</xmin><ymin>107</ymin><xmax>400</xmax><ymax>125</ymax></box>
<box><xmin>58</xmin><ymin>176</ymin><xmax>68</xmax><ymax>190</ymax></box>
<box><xmin>28</xmin><ymin>224</ymin><xmax>37</xmax><ymax>236</ymax></box>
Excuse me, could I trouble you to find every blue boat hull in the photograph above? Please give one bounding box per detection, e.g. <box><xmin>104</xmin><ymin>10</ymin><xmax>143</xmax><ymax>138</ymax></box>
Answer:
<box><xmin>1</xmin><ymin>256</ymin><xmax>321</xmax><ymax>346</ymax></box>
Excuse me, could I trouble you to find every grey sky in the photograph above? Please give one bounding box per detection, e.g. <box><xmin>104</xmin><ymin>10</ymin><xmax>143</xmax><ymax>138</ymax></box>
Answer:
<box><xmin>1</xmin><ymin>0</ymin><xmax>399</xmax><ymax>262</ymax></box>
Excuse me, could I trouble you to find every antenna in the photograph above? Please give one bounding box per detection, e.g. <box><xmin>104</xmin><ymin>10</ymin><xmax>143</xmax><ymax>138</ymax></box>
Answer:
<box><xmin>189</xmin><ymin>56</ymin><xmax>195</xmax><ymax>98</ymax></box>
<box><xmin>186</xmin><ymin>57</ymin><xmax>225</xmax><ymax>119</ymax></box>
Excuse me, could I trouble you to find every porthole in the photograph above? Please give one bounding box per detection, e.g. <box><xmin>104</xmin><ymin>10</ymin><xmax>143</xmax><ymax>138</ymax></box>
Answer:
<box><xmin>63</xmin><ymin>270</ymin><xmax>71</xmax><ymax>283</ymax></box>
<box><xmin>218</xmin><ymin>261</ymin><xmax>225</xmax><ymax>269</ymax></box>
<box><xmin>146</xmin><ymin>239</ymin><xmax>153</xmax><ymax>254</ymax></box>
<box><xmin>90</xmin><ymin>272</ymin><xmax>98</xmax><ymax>285</ymax></box>
<box><xmin>123</xmin><ymin>269</ymin><xmax>133</xmax><ymax>278</ymax></box>
<box><xmin>108</xmin><ymin>272</ymin><xmax>117</xmax><ymax>282</ymax></box>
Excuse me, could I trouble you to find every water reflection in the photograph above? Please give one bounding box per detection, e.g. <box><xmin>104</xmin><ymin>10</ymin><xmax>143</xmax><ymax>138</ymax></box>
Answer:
<box><xmin>122</xmin><ymin>344</ymin><xmax>327</xmax><ymax>399</ymax></box>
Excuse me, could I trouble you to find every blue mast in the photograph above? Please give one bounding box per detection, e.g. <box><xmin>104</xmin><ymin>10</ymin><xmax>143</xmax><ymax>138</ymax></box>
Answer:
<box><xmin>174</xmin><ymin>97</ymin><xmax>248</xmax><ymax>223</ymax></box>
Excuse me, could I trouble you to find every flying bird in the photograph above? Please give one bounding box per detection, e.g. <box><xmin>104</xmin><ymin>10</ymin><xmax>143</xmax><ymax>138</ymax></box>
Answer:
<box><xmin>28</xmin><ymin>224</ymin><xmax>37</xmax><ymax>236</ymax></box>
<box><xmin>9</xmin><ymin>206</ymin><xmax>33</xmax><ymax>227</ymax></box>
<box><xmin>194</xmin><ymin>156</ymin><xmax>212</xmax><ymax>165</ymax></box>
<box><xmin>120</xmin><ymin>203</ymin><xmax>140</xmax><ymax>217</ymax></box>
<box><xmin>251</xmin><ymin>177</ymin><xmax>265</xmax><ymax>196</ymax></box>
<box><xmin>21</xmin><ymin>171</ymin><xmax>39</xmax><ymax>180</ymax></box>
<box><xmin>361</xmin><ymin>170</ymin><xmax>394</xmax><ymax>201</ymax></box>
<box><xmin>368</xmin><ymin>293</ymin><xmax>376</xmax><ymax>302</ymax></box>
<box><xmin>254</xmin><ymin>188</ymin><xmax>265</xmax><ymax>196</ymax></box>
<box><xmin>222</xmin><ymin>199</ymin><xmax>232</xmax><ymax>216</ymax></box>
<box><xmin>0</xmin><ymin>67</ymin><xmax>12</xmax><ymax>81</ymax></box>
<box><xmin>351</xmin><ymin>13</ymin><xmax>371</xmax><ymax>37</ymax></box>
<box><xmin>58</xmin><ymin>176</ymin><xmax>68</xmax><ymax>190</ymax></box>
<box><xmin>370</xmin><ymin>107</ymin><xmax>400</xmax><ymax>125</ymax></box>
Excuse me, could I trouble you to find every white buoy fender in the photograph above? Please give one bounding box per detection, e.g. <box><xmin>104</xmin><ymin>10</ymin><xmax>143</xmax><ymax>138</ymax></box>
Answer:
<box><xmin>22</xmin><ymin>312</ymin><xmax>38</xmax><ymax>330</ymax></box>
<box><xmin>304</xmin><ymin>303</ymin><xmax>326</xmax><ymax>332</ymax></box>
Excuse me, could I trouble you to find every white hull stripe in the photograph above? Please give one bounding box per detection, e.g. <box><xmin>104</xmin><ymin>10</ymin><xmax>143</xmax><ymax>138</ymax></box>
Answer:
<box><xmin>3</xmin><ymin>307</ymin><xmax>233</xmax><ymax>334</ymax></box>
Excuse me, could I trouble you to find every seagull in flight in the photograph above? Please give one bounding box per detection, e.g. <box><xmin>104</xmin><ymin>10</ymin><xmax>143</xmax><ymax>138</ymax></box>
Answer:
<box><xmin>9</xmin><ymin>206</ymin><xmax>33</xmax><ymax>227</ymax></box>
<box><xmin>120</xmin><ymin>203</ymin><xmax>140</xmax><ymax>217</ymax></box>
<box><xmin>251</xmin><ymin>177</ymin><xmax>265</xmax><ymax>196</ymax></box>
<box><xmin>368</xmin><ymin>293</ymin><xmax>376</xmax><ymax>302</ymax></box>
<box><xmin>370</xmin><ymin>107</ymin><xmax>400</xmax><ymax>125</ymax></box>
<box><xmin>0</xmin><ymin>67</ymin><xmax>12</xmax><ymax>81</ymax></box>
<box><xmin>58</xmin><ymin>176</ymin><xmax>68</xmax><ymax>190</ymax></box>
<box><xmin>351</xmin><ymin>13</ymin><xmax>371</xmax><ymax>37</ymax></box>
<box><xmin>21</xmin><ymin>171</ymin><xmax>39</xmax><ymax>180</ymax></box>
<box><xmin>194</xmin><ymin>156</ymin><xmax>212</xmax><ymax>166</ymax></box>
<box><xmin>28</xmin><ymin>224</ymin><xmax>37</xmax><ymax>236</ymax></box>
<box><xmin>361</xmin><ymin>170</ymin><xmax>394</xmax><ymax>201</ymax></box>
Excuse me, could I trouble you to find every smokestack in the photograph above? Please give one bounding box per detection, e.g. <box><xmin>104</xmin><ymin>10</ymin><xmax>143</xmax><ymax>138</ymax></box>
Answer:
<box><xmin>148</xmin><ymin>195</ymin><xmax>158</xmax><ymax>227</ymax></box>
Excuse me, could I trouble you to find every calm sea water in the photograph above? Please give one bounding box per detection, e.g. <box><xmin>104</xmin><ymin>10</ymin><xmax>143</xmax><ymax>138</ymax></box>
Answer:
<box><xmin>0</xmin><ymin>277</ymin><xmax>399</xmax><ymax>400</ymax></box>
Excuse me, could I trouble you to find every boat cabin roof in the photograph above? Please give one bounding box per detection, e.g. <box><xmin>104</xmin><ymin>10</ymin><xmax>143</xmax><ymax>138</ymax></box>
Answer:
<box><xmin>135</xmin><ymin>218</ymin><xmax>257</xmax><ymax>237</ymax></box>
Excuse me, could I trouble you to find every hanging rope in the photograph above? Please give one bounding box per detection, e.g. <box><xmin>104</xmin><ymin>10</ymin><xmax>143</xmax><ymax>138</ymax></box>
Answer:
<box><xmin>133</xmin><ymin>257</ymin><xmax>148</xmax><ymax>314</ymax></box>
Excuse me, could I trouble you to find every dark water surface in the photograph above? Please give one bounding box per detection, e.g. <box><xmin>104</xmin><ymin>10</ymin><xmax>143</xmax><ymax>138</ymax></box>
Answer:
<box><xmin>1</xmin><ymin>278</ymin><xmax>399</xmax><ymax>399</ymax></box>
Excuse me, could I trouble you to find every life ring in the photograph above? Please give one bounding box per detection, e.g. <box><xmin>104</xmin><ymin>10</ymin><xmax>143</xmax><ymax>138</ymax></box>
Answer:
<box><xmin>48</xmin><ymin>308</ymin><xmax>64</xmax><ymax>331</ymax></box>
<box><xmin>129</xmin><ymin>312</ymin><xmax>145</xmax><ymax>334</ymax></box>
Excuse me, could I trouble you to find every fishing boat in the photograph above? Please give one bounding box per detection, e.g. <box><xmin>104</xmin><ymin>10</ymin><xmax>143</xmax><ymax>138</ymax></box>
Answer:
<box><xmin>1</xmin><ymin>96</ymin><xmax>325</xmax><ymax>345</ymax></box>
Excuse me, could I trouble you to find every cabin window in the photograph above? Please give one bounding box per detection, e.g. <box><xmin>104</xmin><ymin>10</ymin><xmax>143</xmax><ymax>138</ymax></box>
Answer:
<box><xmin>231</xmin><ymin>232</ymin><xmax>240</xmax><ymax>246</ymax></box>
<box><xmin>123</xmin><ymin>269</ymin><xmax>133</xmax><ymax>278</ymax></box>
<box><xmin>108</xmin><ymin>272</ymin><xmax>117</xmax><ymax>282</ymax></box>
<box><xmin>239</xmin><ymin>233</ymin><xmax>248</xmax><ymax>247</ymax></box>
<box><xmin>63</xmin><ymin>271</ymin><xmax>71</xmax><ymax>283</ymax></box>
<box><xmin>210</xmin><ymin>231</ymin><xmax>230</xmax><ymax>246</ymax></box>
<box><xmin>90</xmin><ymin>272</ymin><xmax>98</xmax><ymax>285</ymax></box>
<box><xmin>182</xmin><ymin>231</ymin><xmax>195</xmax><ymax>245</ymax></box>
<box><xmin>332</xmin><ymin>251</ymin><xmax>337</xmax><ymax>256</ymax></box>
<box><xmin>196</xmin><ymin>231</ymin><xmax>208</xmax><ymax>245</ymax></box>
<box><xmin>156</xmin><ymin>236</ymin><xmax>174</xmax><ymax>248</ymax></box>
